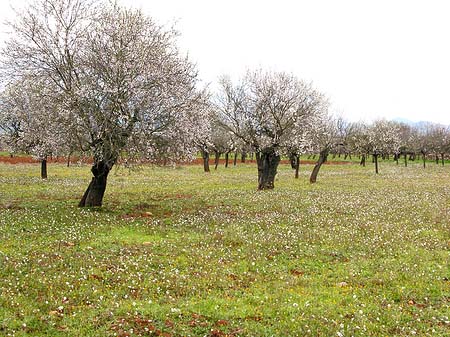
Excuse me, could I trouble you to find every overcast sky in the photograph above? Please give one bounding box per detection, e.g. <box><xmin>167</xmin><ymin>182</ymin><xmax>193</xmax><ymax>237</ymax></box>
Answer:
<box><xmin>1</xmin><ymin>0</ymin><xmax>449</xmax><ymax>125</ymax></box>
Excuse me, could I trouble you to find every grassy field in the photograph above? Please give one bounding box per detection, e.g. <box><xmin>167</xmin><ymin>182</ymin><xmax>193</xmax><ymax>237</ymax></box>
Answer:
<box><xmin>0</xmin><ymin>160</ymin><xmax>449</xmax><ymax>336</ymax></box>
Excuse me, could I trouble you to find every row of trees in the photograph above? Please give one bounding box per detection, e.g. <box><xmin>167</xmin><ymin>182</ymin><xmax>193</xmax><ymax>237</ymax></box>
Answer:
<box><xmin>1</xmin><ymin>0</ymin><xmax>449</xmax><ymax>207</ymax></box>
<box><xmin>198</xmin><ymin>105</ymin><xmax>450</xmax><ymax>179</ymax></box>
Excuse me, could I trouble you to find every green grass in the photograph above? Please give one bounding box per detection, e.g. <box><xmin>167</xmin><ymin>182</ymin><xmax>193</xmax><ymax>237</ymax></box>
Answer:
<box><xmin>0</xmin><ymin>160</ymin><xmax>449</xmax><ymax>336</ymax></box>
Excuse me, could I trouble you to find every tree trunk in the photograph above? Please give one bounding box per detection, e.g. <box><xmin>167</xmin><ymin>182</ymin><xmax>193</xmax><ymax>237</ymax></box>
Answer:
<box><xmin>289</xmin><ymin>153</ymin><xmax>296</xmax><ymax>169</ymax></box>
<box><xmin>256</xmin><ymin>149</ymin><xmax>280</xmax><ymax>190</ymax></box>
<box><xmin>225</xmin><ymin>151</ymin><xmax>229</xmax><ymax>168</ymax></box>
<box><xmin>67</xmin><ymin>151</ymin><xmax>72</xmax><ymax>167</ymax></box>
<box><xmin>78</xmin><ymin>160</ymin><xmax>112</xmax><ymax>207</ymax></box>
<box><xmin>294</xmin><ymin>154</ymin><xmax>300</xmax><ymax>179</ymax></box>
<box><xmin>41</xmin><ymin>158</ymin><xmax>48</xmax><ymax>179</ymax></box>
<box><xmin>310</xmin><ymin>149</ymin><xmax>328</xmax><ymax>183</ymax></box>
<box><xmin>435</xmin><ymin>154</ymin><xmax>439</xmax><ymax>165</ymax></box>
<box><xmin>201</xmin><ymin>150</ymin><xmax>210</xmax><ymax>172</ymax></box>
<box><xmin>233</xmin><ymin>151</ymin><xmax>238</xmax><ymax>166</ymax></box>
<box><xmin>374</xmin><ymin>153</ymin><xmax>379</xmax><ymax>174</ymax></box>
<box><xmin>395</xmin><ymin>153</ymin><xmax>399</xmax><ymax>165</ymax></box>
<box><xmin>441</xmin><ymin>153</ymin><xmax>445</xmax><ymax>166</ymax></box>
<box><xmin>241</xmin><ymin>152</ymin><xmax>246</xmax><ymax>163</ymax></box>
<box><xmin>214</xmin><ymin>151</ymin><xmax>220</xmax><ymax>170</ymax></box>
<box><xmin>360</xmin><ymin>154</ymin><xmax>366</xmax><ymax>167</ymax></box>
<box><xmin>422</xmin><ymin>152</ymin><xmax>426</xmax><ymax>168</ymax></box>
<box><xmin>404</xmin><ymin>153</ymin><xmax>408</xmax><ymax>167</ymax></box>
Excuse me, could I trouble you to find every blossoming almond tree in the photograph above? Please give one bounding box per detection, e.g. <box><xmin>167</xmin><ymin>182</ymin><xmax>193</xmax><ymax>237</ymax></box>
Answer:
<box><xmin>215</xmin><ymin>70</ymin><xmax>327</xmax><ymax>189</ymax></box>
<box><xmin>2</xmin><ymin>0</ymin><xmax>204</xmax><ymax>206</ymax></box>
<box><xmin>0</xmin><ymin>78</ymin><xmax>71</xmax><ymax>179</ymax></box>
<box><xmin>308</xmin><ymin>115</ymin><xmax>341</xmax><ymax>183</ymax></box>
<box><xmin>368</xmin><ymin>119</ymin><xmax>401</xmax><ymax>174</ymax></box>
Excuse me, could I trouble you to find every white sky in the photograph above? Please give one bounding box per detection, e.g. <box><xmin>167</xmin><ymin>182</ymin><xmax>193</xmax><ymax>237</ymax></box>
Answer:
<box><xmin>1</xmin><ymin>0</ymin><xmax>450</xmax><ymax>125</ymax></box>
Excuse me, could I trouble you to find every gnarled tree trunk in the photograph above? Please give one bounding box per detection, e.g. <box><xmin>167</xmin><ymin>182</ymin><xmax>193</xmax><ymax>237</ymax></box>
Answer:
<box><xmin>78</xmin><ymin>160</ymin><xmax>113</xmax><ymax>207</ymax></box>
<box><xmin>310</xmin><ymin>149</ymin><xmax>328</xmax><ymax>183</ymax></box>
<box><xmin>256</xmin><ymin>149</ymin><xmax>280</xmax><ymax>190</ymax></box>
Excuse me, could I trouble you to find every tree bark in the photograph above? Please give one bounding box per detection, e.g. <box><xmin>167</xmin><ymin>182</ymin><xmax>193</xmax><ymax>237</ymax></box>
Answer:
<box><xmin>78</xmin><ymin>160</ymin><xmax>112</xmax><ymax>207</ymax></box>
<box><xmin>310</xmin><ymin>149</ymin><xmax>328</xmax><ymax>183</ymax></box>
<box><xmin>214</xmin><ymin>151</ymin><xmax>220</xmax><ymax>170</ymax></box>
<box><xmin>201</xmin><ymin>150</ymin><xmax>210</xmax><ymax>172</ymax></box>
<box><xmin>441</xmin><ymin>153</ymin><xmax>445</xmax><ymax>166</ymax></box>
<box><xmin>422</xmin><ymin>152</ymin><xmax>426</xmax><ymax>168</ymax></box>
<box><xmin>360</xmin><ymin>154</ymin><xmax>366</xmax><ymax>167</ymax></box>
<box><xmin>233</xmin><ymin>151</ymin><xmax>238</xmax><ymax>166</ymax></box>
<box><xmin>374</xmin><ymin>153</ymin><xmax>379</xmax><ymax>174</ymax></box>
<box><xmin>41</xmin><ymin>158</ymin><xmax>48</xmax><ymax>179</ymax></box>
<box><xmin>67</xmin><ymin>151</ymin><xmax>73</xmax><ymax>167</ymax></box>
<box><xmin>435</xmin><ymin>154</ymin><xmax>439</xmax><ymax>165</ymax></box>
<box><xmin>241</xmin><ymin>152</ymin><xmax>246</xmax><ymax>163</ymax></box>
<box><xmin>225</xmin><ymin>151</ymin><xmax>229</xmax><ymax>168</ymax></box>
<box><xmin>404</xmin><ymin>153</ymin><xmax>408</xmax><ymax>167</ymax></box>
<box><xmin>294</xmin><ymin>154</ymin><xmax>300</xmax><ymax>179</ymax></box>
<box><xmin>289</xmin><ymin>153</ymin><xmax>296</xmax><ymax>169</ymax></box>
<box><xmin>395</xmin><ymin>153</ymin><xmax>399</xmax><ymax>165</ymax></box>
<box><xmin>256</xmin><ymin>149</ymin><xmax>281</xmax><ymax>190</ymax></box>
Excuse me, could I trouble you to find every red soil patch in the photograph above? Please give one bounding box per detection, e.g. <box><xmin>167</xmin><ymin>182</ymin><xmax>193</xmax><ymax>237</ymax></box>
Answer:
<box><xmin>193</xmin><ymin>158</ymin><xmax>353</xmax><ymax>165</ymax></box>
<box><xmin>0</xmin><ymin>156</ymin><xmax>92</xmax><ymax>164</ymax></box>
<box><xmin>0</xmin><ymin>155</ymin><xmax>353</xmax><ymax>165</ymax></box>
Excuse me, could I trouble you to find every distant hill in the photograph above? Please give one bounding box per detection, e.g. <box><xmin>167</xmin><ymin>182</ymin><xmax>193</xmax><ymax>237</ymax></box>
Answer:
<box><xmin>392</xmin><ymin>117</ymin><xmax>438</xmax><ymax>128</ymax></box>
